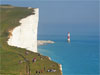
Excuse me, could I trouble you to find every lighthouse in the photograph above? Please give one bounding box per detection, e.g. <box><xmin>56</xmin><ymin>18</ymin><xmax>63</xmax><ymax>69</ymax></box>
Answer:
<box><xmin>67</xmin><ymin>32</ymin><xmax>70</xmax><ymax>43</ymax></box>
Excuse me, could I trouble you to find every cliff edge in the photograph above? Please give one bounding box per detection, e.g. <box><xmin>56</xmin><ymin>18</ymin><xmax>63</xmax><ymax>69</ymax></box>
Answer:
<box><xmin>0</xmin><ymin>5</ymin><xmax>62</xmax><ymax>75</ymax></box>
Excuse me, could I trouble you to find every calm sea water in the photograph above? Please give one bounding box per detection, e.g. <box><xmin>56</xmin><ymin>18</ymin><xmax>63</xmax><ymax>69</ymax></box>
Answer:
<box><xmin>1</xmin><ymin>1</ymin><xmax>99</xmax><ymax>75</ymax></box>
<box><xmin>38</xmin><ymin>35</ymin><xmax>99</xmax><ymax>75</ymax></box>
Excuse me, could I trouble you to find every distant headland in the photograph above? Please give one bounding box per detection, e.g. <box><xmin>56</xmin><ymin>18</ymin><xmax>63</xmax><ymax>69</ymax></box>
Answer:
<box><xmin>38</xmin><ymin>40</ymin><xmax>55</xmax><ymax>46</ymax></box>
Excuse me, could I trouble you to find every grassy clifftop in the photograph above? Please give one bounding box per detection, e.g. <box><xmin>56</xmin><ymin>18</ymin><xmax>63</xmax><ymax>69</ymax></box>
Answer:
<box><xmin>0</xmin><ymin>5</ymin><xmax>62</xmax><ymax>75</ymax></box>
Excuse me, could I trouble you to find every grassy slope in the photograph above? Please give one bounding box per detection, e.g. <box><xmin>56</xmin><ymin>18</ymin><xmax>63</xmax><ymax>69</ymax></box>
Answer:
<box><xmin>0</xmin><ymin>5</ymin><xmax>61</xmax><ymax>75</ymax></box>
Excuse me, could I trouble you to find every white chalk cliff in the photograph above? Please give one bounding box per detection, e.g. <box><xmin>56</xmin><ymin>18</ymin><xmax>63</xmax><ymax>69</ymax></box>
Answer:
<box><xmin>7</xmin><ymin>8</ymin><xmax>39</xmax><ymax>52</ymax></box>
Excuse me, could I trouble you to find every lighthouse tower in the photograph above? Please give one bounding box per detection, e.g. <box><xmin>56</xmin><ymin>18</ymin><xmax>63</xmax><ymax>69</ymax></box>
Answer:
<box><xmin>67</xmin><ymin>32</ymin><xmax>70</xmax><ymax>43</ymax></box>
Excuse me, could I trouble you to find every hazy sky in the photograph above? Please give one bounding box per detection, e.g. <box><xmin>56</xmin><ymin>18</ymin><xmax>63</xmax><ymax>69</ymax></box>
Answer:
<box><xmin>0</xmin><ymin>0</ymin><xmax>99</xmax><ymax>36</ymax></box>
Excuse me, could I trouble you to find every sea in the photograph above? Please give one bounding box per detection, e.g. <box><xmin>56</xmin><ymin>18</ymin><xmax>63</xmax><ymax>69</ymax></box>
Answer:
<box><xmin>38</xmin><ymin>34</ymin><xmax>99</xmax><ymax>75</ymax></box>
<box><xmin>1</xmin><ymin>1</ymin><xmax>99</xmax><ymax>75</ymax></box>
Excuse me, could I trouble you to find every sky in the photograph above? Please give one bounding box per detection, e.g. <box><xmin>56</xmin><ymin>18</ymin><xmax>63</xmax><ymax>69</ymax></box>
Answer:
<box><xmin>0</xmin><ymin>0</ymin><xmax>99</xmax><ymax>36</ymax></box>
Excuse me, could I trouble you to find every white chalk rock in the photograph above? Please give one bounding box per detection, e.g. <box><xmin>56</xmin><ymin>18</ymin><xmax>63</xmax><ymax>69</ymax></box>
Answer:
<box><xmin>7</xmin><ymin>8</ymin><xmax>39</xmax><ymax>52</ymax></box>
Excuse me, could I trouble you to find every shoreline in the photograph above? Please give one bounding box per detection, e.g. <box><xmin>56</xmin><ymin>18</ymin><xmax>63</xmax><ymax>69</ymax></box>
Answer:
<box><xmin>38</xmin><ymin>40</ymin><xmax>62</xmax><ymax>74</ymax></box>
<box><xmin>6</xmin><ymin>6</ymin><xmax>62</xmax><ymax>74</ymax></box>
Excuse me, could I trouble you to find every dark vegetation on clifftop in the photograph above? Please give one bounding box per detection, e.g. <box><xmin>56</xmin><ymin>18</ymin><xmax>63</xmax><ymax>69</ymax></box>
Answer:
<box><xmin>0</xmin><ymin>5</ymin><xmax>61</xmax><ymax>75</ymax></box>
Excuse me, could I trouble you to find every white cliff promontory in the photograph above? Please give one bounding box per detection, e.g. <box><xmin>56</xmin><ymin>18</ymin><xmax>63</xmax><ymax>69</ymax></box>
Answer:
<box><xmin>37</xmin><ymin>40</ymin><xmax>55</xmax><ymax>46</ymax></box>
<box><xmin>7</xmin><ymin>8</ymin><xmax>39</xmax><ymax>52</ymax></box>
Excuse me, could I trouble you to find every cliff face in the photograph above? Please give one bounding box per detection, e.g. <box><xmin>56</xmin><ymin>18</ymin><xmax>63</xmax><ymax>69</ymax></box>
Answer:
<box><xmin>0</xmin><ymin>6</ymin><xmax>62</xmax><ymax>75</ymax></box>
<box><xmin>7</xmin><ymin>8</ymin><xmax>39</xmax><ymax>52</ymax></box>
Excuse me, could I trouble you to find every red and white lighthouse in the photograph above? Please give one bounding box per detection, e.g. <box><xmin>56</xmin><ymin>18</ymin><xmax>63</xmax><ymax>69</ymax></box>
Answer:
<box><xmin>67</xmin><ymin>32</ymin><xmax>70</xmax><ymax>43</ymax></box>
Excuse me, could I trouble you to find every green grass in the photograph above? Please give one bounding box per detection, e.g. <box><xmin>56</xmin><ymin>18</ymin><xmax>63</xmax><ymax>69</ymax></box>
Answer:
<box><xmin>0</xmin><ymin>5</ymin><xmax>61</xmax><ymax>75</ymax></box>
